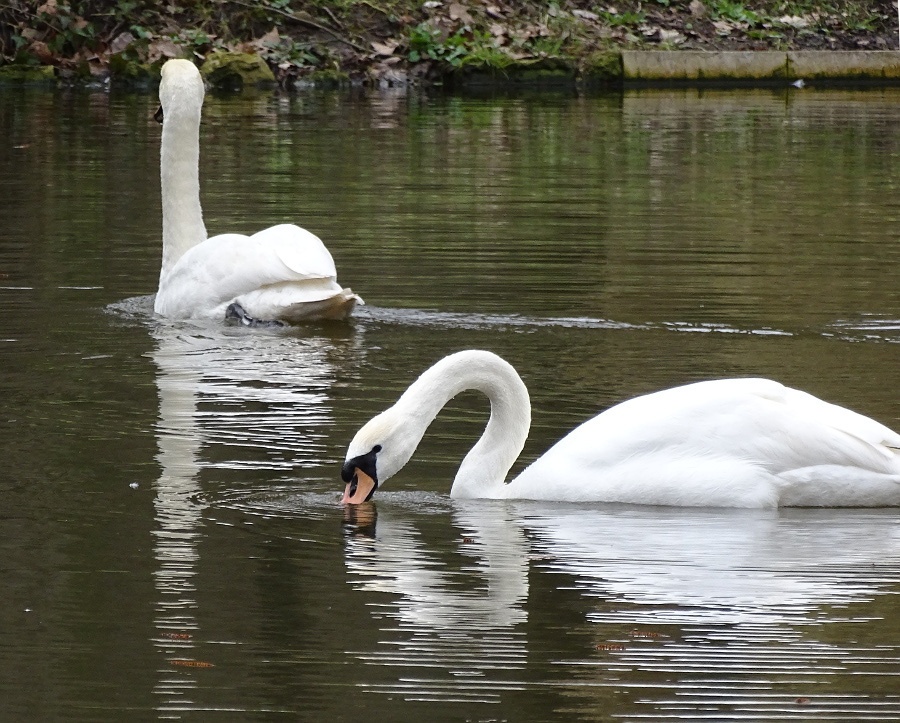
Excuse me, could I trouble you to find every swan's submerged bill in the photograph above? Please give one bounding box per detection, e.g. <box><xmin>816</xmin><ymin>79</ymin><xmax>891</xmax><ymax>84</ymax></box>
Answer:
<box><xmin>341</xmin><ymin>350</ymin><xmax>900</xmax><ymax>508</ymax></box>
<box><xmin>154</xmin><ymin>59</ymin><xmax>361</xmax><ymax>325</ymax></box>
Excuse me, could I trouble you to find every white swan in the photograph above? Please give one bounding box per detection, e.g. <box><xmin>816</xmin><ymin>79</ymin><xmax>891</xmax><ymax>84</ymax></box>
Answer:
<box><xmin>341</xmin><ymin>350</ymin><xmax>900</xmax><ymax>508</ymax></box>
<box><xmin>154</xmin><ymin>59</ymin><xmax>361</xmax><ymax>325</ymax></box>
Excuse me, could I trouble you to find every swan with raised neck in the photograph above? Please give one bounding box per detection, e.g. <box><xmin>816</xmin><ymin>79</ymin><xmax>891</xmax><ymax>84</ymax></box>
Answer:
<box><xmin>154</xmin><ymin>59</ymin><xmax>360</xmax><ymax>324</ymax></box>
<box><xmin>341</xmin><ymin>350</ymin><xmax>900</xmax><ymax>507</ymax></box>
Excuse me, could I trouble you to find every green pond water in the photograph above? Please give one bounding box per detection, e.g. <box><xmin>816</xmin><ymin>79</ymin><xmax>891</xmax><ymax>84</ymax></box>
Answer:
<box><xmin>0</xmin><ymin>84</ymin><xmax>899</xmax><ymax>721</ymax></box>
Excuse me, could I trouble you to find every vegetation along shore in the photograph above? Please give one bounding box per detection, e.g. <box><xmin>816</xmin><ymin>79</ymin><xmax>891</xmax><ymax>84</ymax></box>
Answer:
<box><xmin>1</xmin><ymin>0</ymin><xmax>897</xmax><ymax>88</ymax></box>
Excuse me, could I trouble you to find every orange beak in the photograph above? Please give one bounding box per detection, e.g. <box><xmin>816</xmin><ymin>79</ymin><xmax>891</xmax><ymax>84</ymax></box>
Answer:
<box><xmin>341</xmin><ymin>467</ymin><xmax>377</xmax><ymax>504</ymax></box>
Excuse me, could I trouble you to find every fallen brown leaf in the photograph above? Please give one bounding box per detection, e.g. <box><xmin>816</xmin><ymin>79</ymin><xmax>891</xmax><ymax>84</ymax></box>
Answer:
<box><xmin>36</xmin><ymin>0</ymin><xmax>58</xmax><ymax>15</ymax></box>
<box><xmin>147</xmin><ymin>38</ymin><xmax>181</xmax><ymax>63</ymax></box>
<box><xmin>108</xmin><ymin>31</ymin><xmax>136</xmax><ymax>55</ymax></box>
<box><xmin>448</xmin><ymin>1</ymin><xmax>473</xmax><ymax>24</ymax></box>
<box><xmin>251</xmin><ymin>27</ymin><xmax>280</xmax><ymax>50</ymax></box>
<box><xmin>171</xmin><ymin>659</ymin><xmax>214</xmax><ymax>668</ymax></box>
<box><xmin>371</xmin><ymin>39</ymin><xmax>400</xmax><ymax>55</ymax></box>
<box><xmin>596</xmin><ymin>643</ymin><xmax>626</xmax><ymax>651</ymax></box>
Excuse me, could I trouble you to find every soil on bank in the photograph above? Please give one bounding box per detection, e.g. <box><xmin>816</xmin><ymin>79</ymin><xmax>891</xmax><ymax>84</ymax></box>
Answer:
<box><xmin>1</xmin><ymin>0</ymin><xmax>897</xmax><ymax>86</ymax></box>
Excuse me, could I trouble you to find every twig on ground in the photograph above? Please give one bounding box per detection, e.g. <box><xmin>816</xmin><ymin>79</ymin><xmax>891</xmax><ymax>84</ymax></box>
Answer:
<box><xmin>226</xmin><ymin>0</ymin><xmax>370</xmax><ymax>53</ymax></box>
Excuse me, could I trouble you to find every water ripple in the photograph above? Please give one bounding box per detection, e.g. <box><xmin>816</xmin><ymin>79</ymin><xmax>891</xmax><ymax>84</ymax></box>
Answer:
<box><xmin>356</xmin><ymin>304</ymin><xmax>793</xmax><ymax>337</ymax></box>
<box><xmin>824</xmin><ymin>316</ymin><xmax>900</xmax><ymax>344</ymax></box>
<box><xmin>519</xmin><ymin>504</ymin><xmax>900</xmax><ymax>721</ymax></box>
<box><xmin>110</xmin><ymin>297</ymin><xmax>898</xmax><ymax>349</ymax></box>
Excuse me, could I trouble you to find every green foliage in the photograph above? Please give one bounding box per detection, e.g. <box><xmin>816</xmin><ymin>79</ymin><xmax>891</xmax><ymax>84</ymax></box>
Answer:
<box><xmin>407</xmin><ymin>23</ymin><xmax>511</xmax><ymax>68</ymax></box>
<box><xmin>708</xmin><ymin>1</ymin><xmax>760</xmax><ymax>24</ymax></box>
<box><xmin>842</xmin><ymin>12</ymin><xmax>888</xmax><ymax>32</ymax></box>
<box><xmin>260</xmin><ymin>34</ymin><xmax>321</xmax><ymax>68</ymax></box>
<box><xmin>529</xmin><ymin>38</ymin><xmax>561</xmax><ymax>57</ymax></box>
<box><xmin>0</xmin><ymin>0</ymin><xmax>895</xmax><ymax>80</ymax></box>
<box><xmin>407</xmin><ymin>22</ymin><xmax>457</xmax><ymax>63</ymax></box>
<box><xmin>597</xmin><ymin>9</ymin><xmax>647</xmax><ymax>27</ymax></box>
<box><xmin>461</xmin><ymin>41</ymin><xmax>516</xmax><ymax>69</ymax></box>
<box><xmin>35</xmin><ymin>2</ymin><xmax>95</xmax><ymax>55</ymax></box>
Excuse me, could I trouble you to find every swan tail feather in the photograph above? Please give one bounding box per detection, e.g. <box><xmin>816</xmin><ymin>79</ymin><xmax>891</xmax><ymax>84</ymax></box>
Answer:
<box><xmin>232</xmin><ymin>285</ymin><xmax>361</xmax><ymax>324</ymax></box>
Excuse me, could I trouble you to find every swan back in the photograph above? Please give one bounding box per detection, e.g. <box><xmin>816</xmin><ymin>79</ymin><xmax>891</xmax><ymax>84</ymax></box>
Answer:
<box><xmin>511</xmin><ymin>377</ymin><xmax>900</xmax><ymax>506</ymax></box>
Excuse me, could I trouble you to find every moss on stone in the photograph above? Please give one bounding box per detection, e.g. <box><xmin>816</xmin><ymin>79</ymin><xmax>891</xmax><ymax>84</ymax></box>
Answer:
<box><xmin>452</xmin><ymin>57</ymin><xmax>578</xmax><ymax>88</ymax></box>
<box><xmin>0</xmin><ymin>64</ymin><xmax>56</xmax><ymax>82</ymax></box>
<box><xmin>581</xmin><ymin>51</ymin><xmax>623</xmax><ymax>83</ymax></box>
<box><xmin>199</xmin><ymin>51</ymin><xmax>276</xmax><ymax>90</ymax></box>
<box><xmin>108</xmin><ymin>54</ymin><xmax>161</xmax><ymax>84</ymax></box>
<box><xmin>304</xmin><ymin>68</ymin><xmax>351</xmax><ymax>87</ymax></box>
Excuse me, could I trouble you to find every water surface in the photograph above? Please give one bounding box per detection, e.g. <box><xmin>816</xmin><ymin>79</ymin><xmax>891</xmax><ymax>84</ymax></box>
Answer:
<box><xmin>1</xmin><ymin>85</ymin><xmax>899</xmax><ymax>720</ymax></box>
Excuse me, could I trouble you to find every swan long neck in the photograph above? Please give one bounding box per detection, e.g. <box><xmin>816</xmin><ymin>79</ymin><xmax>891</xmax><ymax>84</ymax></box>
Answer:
<box><xmin>159</xmin><ymin>66</ymin><xmax>207</xmax><ymax>280</ymax></box>
<box><xmin>394</xmin><ymin>351</ymin><xmax>531</xmax><ymax>498</ymax></box>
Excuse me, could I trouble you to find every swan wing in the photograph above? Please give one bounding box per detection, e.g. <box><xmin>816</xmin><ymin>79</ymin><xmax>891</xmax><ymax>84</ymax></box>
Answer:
<box><xmin>246</xmin><ymin>223</ymin><xmax>339</xmax><ymax>280</ymax></box>
<box><xmin>155</xmin><ymin>224</ymin><xmax>357</xmax><ymax>320</ymax></box>
<box><xmin>513</xmin><ymin>378</ymin><xmax>900</xmax><ymax>506</ymax></box>
<box><xmin>774</xmin><ymin>384</ymin><xmax>900</xmax><ymax>459</ymax></box>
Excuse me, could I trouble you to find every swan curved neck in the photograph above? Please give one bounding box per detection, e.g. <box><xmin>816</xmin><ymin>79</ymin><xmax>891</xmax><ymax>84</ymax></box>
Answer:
<box><xmin>159</xmin><ymin>83</ymin><xmax>207</xmax><ymax>279</ymax></box>
<box><xmin>396</xmin><ymin>351</ymin><xmax>531</xmax><ymax>498</ymax></box>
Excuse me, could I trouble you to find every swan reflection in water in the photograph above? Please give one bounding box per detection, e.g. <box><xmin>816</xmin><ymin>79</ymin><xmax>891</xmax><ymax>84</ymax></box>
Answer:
<box><xmin>342</xmin><ymin>500</ymin><xmax>530</xmax><ymax>703</ymax></box>
<box><xmin>342</xmin><ymin>499</ymin><xmax>900</xmax><ymax>715</ymax></box>
<box><xmin>149</xmin><ymin>319</ymin><xmax>358</xmax><ymax>714</ymax></box>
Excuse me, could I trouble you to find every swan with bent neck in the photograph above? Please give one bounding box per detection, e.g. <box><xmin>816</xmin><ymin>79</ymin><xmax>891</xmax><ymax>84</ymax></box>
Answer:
<box><xmin>154</xmin><ymin>59</ymin><xmax>360</xmax><ymax>325</ymax></box>
<box><xmin>341</xmin><ymin>350</ymin><xmax>900</xmax><ymax>508</ymax></box>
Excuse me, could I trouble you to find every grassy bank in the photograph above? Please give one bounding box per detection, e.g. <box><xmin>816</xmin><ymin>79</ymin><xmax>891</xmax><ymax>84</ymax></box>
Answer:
<box><xmin>0</xmin><ymin>1</ymin><xmax>897</xmax><ymax>86</ymax></box>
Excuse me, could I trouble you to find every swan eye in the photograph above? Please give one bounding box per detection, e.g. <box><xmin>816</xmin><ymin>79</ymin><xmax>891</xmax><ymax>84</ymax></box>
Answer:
<box><xmin>373</xmin><ymin>445</ymin><xmax>382</xmax><ymax>453</ymax></box>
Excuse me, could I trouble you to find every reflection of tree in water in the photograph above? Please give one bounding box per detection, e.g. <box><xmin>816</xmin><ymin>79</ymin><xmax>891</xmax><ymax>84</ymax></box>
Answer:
<box><xmin>342</xmin><ymin>501</ymin><xmax>530</xmax><ymax>704</ymax></box>
<box><xmin>148</xmin><ymin>322</ymin><xmax>358</xmax><ymax>714</ymax></box>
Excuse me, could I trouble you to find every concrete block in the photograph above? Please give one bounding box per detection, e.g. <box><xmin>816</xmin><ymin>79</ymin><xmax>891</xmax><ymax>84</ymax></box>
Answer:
<box><xmin>788</xmin><ymin>51</ymin><xmax>900</xmax><ymax>79</ymax></box>
<box><xmin>622</xmin><ymin>51</ymin><xmax>788</xmax><ymax>81</ymax></box>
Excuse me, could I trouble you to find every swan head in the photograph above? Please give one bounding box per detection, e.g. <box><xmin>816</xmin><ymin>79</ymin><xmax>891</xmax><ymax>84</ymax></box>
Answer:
<box><xmin>341</xmin><ymin>407</ymin><xmax>420</xmax><ymax>504</ymax></box>
<box><xmin>341</xmin><ymin>445</ymin><xmax>380</xmax><ymax>504</ymax></box>
<box><xmin>157</xmin><ymin>59</ymin><xmax>205</xmax><ymax>122</ymax></box>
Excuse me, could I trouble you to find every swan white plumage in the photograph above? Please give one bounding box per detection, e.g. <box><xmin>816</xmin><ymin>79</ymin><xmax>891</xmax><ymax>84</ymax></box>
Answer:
<box><xmin>154</xmin><ymin>59</ymin><xmax>361</xmax><ymax>325</ymax></box>
<box><xmin>341</xmin><ymin>350</ymin><xmax>900</xmax><ymax>508</ymax></box>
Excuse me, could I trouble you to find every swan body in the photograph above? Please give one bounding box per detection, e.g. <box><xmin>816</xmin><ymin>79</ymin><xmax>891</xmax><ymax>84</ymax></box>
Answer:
<box><xmin>341</xmin><ymin>350</ymin><xmax>900</xmax><ymax>508</ymax></box>
<box><xmin>154</xmin><ymin>59</ymin><xmax>360</xmax><ymax>324</ymax></box>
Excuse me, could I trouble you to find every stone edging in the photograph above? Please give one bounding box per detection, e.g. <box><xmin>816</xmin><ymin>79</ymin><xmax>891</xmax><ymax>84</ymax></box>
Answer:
<box><xmin>623</xmin><ymin>50</ymin><xmax>900</xmax><ymax>83</ymax></box>
<box><xmin>451</xmin><ymin>50</ymin><xmax>900</xmax><ymax>90</ymax></box>
<box><xmin>4</xmin><ymin>50</ymin><xmax>900</xmax><ymax>88</ymax></box>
